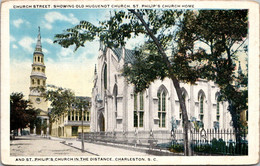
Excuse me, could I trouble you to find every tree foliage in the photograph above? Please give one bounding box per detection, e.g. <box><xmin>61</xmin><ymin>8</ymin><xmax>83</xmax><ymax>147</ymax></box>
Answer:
<box><xmin>176</xmin><ymin>10</ymin><xmax>248</xmax><ymax>131</ymax></box>
<box><xmin>10</xmin><ymin>92</ymin><xmax>39</xmax><ymax>131</ymax></box>
<box><xmin>39</xmin><ymin>85</ymin><xmax>90</xmax><ymax>121</ymax></box>
<box><xmin>53</xmin><ymin>9</ymin><xmax>248</xmax><ymax>155</ymax></box>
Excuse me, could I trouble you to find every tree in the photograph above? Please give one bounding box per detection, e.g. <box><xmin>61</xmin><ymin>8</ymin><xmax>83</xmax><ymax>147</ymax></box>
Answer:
<box><xmin>10</xmin><ymin>92</ymin><xmax>38</xmax><ymax>134</ymax></box>
<box><xmin>53</xmin><ymin>9</ymin><xmax>247</xmax><ymax>155</ymax></box>
<box><xmin>54</xmin><ymin>9</ymin><xmax>192</xmax><ymax>156</ymax></box>
<box><xmin>40</xmin><ymin>85</ymin><xmax>75</xmax><ymax>122</ymax></box>
<box><xmin>176</xmin><ymin>10</ymin><xmax>248</xmax><ymax>137</ymax></box>
<box><xmin>40</xmin><ymin>85</ymin><xmax>90</xmax><ymax>151</ymax></box>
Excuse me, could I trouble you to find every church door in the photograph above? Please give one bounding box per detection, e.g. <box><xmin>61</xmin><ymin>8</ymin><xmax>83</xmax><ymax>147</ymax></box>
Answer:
<box><xmin>98</xmin><ymin>113</ymin><xmax>105</xmax><ymax>132</ymax></box>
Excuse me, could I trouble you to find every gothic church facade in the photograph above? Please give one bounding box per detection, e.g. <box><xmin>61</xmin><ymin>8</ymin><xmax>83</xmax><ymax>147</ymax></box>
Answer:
<box><xmin>91</xmin><ymin>46</ymin><xmax>233</xmax><ymax>133</ymax></box>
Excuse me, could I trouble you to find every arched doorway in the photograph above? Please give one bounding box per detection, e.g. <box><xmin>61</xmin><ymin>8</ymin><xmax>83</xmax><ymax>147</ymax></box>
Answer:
<box><xmin>98</xmin><ymin>113</ymin><xmax>105</xmax><ymax>132</ymax></box>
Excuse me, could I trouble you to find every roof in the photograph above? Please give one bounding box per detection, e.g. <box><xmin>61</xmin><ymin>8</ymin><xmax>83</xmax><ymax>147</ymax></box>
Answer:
<box><xmin>34</xmin><ymin>26</ymin><xmax>43</xmax><ymax>53</ymax></box>
<box><xmin>112</xmin><ymin>48</ymin><xmax>135</xmax><ymax>64</ymax></box>
<box><xmin>76</xmin><ymin>96</ymin><xmax>91</xmax><ymax>102</ymax></box>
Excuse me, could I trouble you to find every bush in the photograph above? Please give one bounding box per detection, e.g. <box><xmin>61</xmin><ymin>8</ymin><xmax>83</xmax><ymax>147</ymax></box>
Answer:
<box><xmin>169</xmin><ymin>143</ymin><xmax>184</xmax><ymax>153</ymax></box>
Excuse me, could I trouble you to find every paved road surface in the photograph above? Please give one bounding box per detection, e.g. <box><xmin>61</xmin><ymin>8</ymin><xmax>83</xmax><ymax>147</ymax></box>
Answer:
<box><xmin>10</xmin><ymin>135</ymin><xmax>154</xmax><ymax>156</ymax></box>
<box><xmin>10</xmin><ymin>135</ymin><xmax>94</xmax><ymax>156</ymax></box>
<box><xmin>64</xmin><ymin>139</ymin><xmax>153</xmax><ymax>156</ymax></box>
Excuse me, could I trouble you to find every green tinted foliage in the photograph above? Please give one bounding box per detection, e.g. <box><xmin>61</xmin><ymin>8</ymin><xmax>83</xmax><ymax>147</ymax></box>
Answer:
<box><xmin>10</xmin><ymin>92</ymin><xmax>39</xmax><ymax>130</ymax></box>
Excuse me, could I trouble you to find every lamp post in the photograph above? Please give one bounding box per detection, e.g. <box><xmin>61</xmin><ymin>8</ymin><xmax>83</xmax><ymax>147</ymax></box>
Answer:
<box><xmin>76</xmin><ymin>98</ymin><xmax>89</xmax><ymax>152</ymax></box>
<box><xmin>81</xmin><ymin>107</ymin><xmax>84</xmax><ymax>152</ymax></box>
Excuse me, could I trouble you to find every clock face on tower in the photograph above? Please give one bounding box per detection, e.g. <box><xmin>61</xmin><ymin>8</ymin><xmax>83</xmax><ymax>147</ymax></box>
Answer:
<box><xmin>35</xmin><ymin>97</ymin><xmax>41</xmax><ymax>104</ymax></box>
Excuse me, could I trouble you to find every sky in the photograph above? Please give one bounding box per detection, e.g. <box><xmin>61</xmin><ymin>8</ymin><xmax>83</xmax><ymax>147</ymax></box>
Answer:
<box><xmin>10</xmin><ymin>8</ymin><xmax>248</xmax><ymax>99</ymax></box>
<box><xmin>10</xmin><ymin>9</ymin><xmax>147</xmax><ymax>99</ymax></box>
<box><xmin>10</xmin><ymin>9</ymin><xmax>114</xmax><ymax>98</ymax></box>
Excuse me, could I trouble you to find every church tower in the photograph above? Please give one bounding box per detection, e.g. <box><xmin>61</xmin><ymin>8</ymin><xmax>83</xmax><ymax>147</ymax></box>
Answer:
<box><xmin>29</xmin><ymin>27</ymin><xmax>49</xmax><ymax>135</ymax></box>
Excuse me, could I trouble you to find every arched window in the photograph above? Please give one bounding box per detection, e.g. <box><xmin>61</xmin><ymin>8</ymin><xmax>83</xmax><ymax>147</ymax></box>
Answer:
<box><xmin>199</xmin><ymin>95</ymin><xmax>204</xmax><ymax>123</ymax></box>
<box><xmin>158</xmin><ymin>91</ymin><xmax>166</xmax><ymax>127</ymax></box>
<box><xmin>103</xmin><ymin>64</ymin><xmax>107</xmax><ymax>90</ymax></box>
<box><xmin>43</xmin><ymin>80</ymin><xmax>45</xmax><ymax>86</ymax></box>
<box><xmin>34</xmin><ymin>57</ymin><xmax>36</xmax><ymax>62</ymax></box>
<box><xmin>33</xmin><ymin>67</ymin><xmax>35</xmax><ymax>71</ymax></box>
<box><xmin>37</xmin><ymin>79</ymin><xmax>40</xmax><ymax>85</ymax></box>
<box><xmin>113</xmin><ymin>85</ymin><xmax>118</xmax><ymax>113</ymax></box>
<box><xmin>179</xmin><ymin>92</ymin><xmax>186</xmax><ymax>120</ymax></box>
<box><xmin>41</xmin><ymin>57</ymin><xmax>43</xmax><ymax>63</ymax></box>
<box><xmin>216</xmin><ymin>98</ymin><xmax>220</xmax><ymax>122</ymax></box>
<box><xmin>37</xmin><ymin>67</ymin><xmax>40</xmax><ymax>71</ymax></box>
<box><xmin>133</xmin><ymin>91</ymin><xmax>144</xmax><ymax>127</ymax></box>
<box><xmin>31</xmin><ymin>79</ymin><xmax>35</xmax><ymax>85</ymax></box>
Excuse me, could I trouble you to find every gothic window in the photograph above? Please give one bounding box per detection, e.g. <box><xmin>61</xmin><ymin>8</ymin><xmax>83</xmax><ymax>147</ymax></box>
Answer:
<box><xmin>134</xmin><ymin>93</ymin><xmax>138</xmax><ymax>127</ymax></box>
<box><xmin>113</xmin><ymin>85</ymin><xmax>118</xmax><ymax>113</ymax></box>
<box><xmin>216</xmin><ymin>98</ymin><xmax>220</xmax><ymax>122</ymax></box>
<box><xmin>103</xmin><ymin>64</ymin><xmax>107</xmax><ymax>90</ymax></box>
<box><xmin>199</xmin><ymin>95</ymin><xmax>204</xmax><ymax>124</ymax></box>
<box><xmin>179</xmin><ymin>93</ymin><xmax>186</xmax><ymax>120</ymax></box>
<box><xmin>158</xmin><ymin>91</ymin><xmax>166</xmax><ymax>128</ymax></box>
<box><xmin>133</xmin><ymin>92</ymin><xmax>144</xmax><ymax>127</ymax></box>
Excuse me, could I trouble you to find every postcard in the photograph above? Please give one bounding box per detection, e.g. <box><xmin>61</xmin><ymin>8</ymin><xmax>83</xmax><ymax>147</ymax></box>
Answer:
<box><xmin>1</xmin><ymin>0</ymin><xmax>259</xmax><ymax>165</ymax></box>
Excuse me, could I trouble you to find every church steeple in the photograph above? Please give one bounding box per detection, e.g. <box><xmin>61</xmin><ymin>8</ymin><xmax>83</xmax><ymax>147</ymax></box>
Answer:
<box><xmin>28</xmin><ymin>27</ymin><xmax>49</xmax><ymax>135</ymax></box>
<box><xmin>29</xmin><ymin>26</ymin><xmax>47</xmax><ymax>95</ymax></box>
<box><xmin>35</xmin><ymin>26</ymin><xmax>42</xmax><ymax>53</ymax></box>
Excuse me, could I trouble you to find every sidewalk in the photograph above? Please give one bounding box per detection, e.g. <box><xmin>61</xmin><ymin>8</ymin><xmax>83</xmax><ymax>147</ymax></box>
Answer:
<box><xmin>58</xmin><ymin>139</ymin><xmax>154</xmax><ymax>156</ymax></box>
<box><xmin>51</xmin><ymin>136</ymin><xmax>176</xmax><ymax>156</ymax></box>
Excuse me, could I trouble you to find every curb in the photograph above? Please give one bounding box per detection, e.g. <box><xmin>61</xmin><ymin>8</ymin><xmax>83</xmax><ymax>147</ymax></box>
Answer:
<box><xmin>60</xmin><ymin>142</ymin><xmax>99</xmax><ymax>156</ymax></box>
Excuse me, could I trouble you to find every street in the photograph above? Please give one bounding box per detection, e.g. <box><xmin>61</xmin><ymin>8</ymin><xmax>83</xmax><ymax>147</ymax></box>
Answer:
<box><xmin>10</xmin><ymin>135</ymin><xmax>95</xmax><ymax>156</ymax></box>
<box><xmin>10</xmin><ymin>135</ymin><xmax>155</xmax><ymax>156</ymax></box>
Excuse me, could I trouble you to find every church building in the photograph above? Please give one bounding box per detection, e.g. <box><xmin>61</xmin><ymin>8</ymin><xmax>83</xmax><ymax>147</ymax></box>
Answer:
<box><xmin>91</xmin><ymin>44</ymin><xmax>233</xmax><ymax>134</ymax></box>
<box><xmin>29</xmin><ymin>27</ymin><xmax>49</xmax><ymax>135</ymax></box>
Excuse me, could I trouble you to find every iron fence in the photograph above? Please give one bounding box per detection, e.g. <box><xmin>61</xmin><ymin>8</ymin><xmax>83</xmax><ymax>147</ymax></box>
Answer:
<box><xmin>78</xmin><ymin>128</ymin><xmax>248</xmax><ymax>155</ymax></box>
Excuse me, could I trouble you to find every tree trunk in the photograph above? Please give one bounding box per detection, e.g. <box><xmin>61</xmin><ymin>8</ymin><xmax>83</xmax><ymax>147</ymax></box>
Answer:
<box><xmin>130</xmin><ymin>9</ymin><xmax>191</xmax><ymax>156</ymax></box>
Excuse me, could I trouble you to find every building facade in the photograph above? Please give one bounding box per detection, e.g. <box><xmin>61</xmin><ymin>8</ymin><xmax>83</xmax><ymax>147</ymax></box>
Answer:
<box><xmin>29</xmin><ymin>27</ymin><xmax>49</xmax><ymax>135</ymax></box>
<box><xmin>51</xmin><ymin>97</ymin><xmax>91</xmax><ymax>138</ymax></box>
<box><xmin>91</xmin><ymin>45</ymin><xmax>233</xmax><ymax>134</ymax></box>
